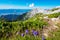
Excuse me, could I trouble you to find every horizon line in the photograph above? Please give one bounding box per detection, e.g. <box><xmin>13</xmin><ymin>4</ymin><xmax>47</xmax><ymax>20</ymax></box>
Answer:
<box><xmin>0</xmin><ymin>5</ymin><xmax>59</xmax><ymax>9</ymax></box>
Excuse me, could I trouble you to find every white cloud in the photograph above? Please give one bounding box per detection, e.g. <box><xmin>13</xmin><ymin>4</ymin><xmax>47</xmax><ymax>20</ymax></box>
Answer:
<box><xmin>29</xmin><ymin>3</ymin><xmax>34</xmax><ymax>8</ymax></box>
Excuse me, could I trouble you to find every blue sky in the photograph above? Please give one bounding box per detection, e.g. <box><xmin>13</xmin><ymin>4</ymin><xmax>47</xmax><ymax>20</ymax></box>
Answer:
<box><xmin>0</xmin><ymin>0</ymin><xmax>60</xmax><ymax>9</ymax></box>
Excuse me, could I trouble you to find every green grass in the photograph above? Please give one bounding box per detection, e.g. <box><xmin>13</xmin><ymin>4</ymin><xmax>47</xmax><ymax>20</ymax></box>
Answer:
<box><xmin>0</xmin><ymin>13</ymin><xmax>60</xmax><ymax>40</ymax></box>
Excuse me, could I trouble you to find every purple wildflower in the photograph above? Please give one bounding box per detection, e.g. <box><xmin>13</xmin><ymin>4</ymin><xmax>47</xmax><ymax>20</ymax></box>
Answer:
<box><xmin>25</xmin><ymin>29</ymin><xmax>29</xmax><ymax>34</ymax></box>
<box><xmin>33</xmin><ymin>31</ymin><xmax>38</xmax><ymax>36</ymax></box>
<box><xmin>42</xmin><ymin>35</ymin><xmax>45</xmax><ymax>40</ymax></box>
<box><xmin>21</xmin><ymin>33</ymin><xmax>24</xmax><ymax>36</ymax></box>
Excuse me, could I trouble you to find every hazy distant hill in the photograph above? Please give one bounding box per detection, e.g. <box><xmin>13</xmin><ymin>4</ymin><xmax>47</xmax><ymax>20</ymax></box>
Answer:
<box><xmin>0</xmin><ymin>12</ymin><xmax>28</xmax><ymax>21</ymax></box>
<box><xmin>0</xmin><ymin>9</ymin><xmax>31</xmax><ymax>21</ymax></box>
<box><xmin>0</xmin><ymin>9</ymin><xmax>31</xmax><ymax>16</ymax></box>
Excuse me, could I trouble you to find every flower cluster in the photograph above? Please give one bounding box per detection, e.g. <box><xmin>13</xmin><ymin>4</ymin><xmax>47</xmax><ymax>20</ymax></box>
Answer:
<box><xmin>42</xmin><ymin>35</ymin><xmax>45</xmax><ymax>40</ymax></box>
<box><xmin>25</xmin><ymin>29</ymin><xmax>29</xmax><ymax>34</ymax></box>
<box><xmin>33</xmin><ymin>31</ymin><xmax>38</xmax><ymax>36</ymax></box>
<box><xmin>21</xmin><ymin>33</ymin><xmax>24</xmax><ymax>36</ymax></box>
<box><xmin>21</xmin><ymin>29</ymin><xmax>39</xmax><ymax>37</ymax></box>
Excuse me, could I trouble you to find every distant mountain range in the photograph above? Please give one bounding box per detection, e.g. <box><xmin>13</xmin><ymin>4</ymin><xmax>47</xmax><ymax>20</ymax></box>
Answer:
<box><xmin>0</xmin><ymin>12</ymin><xmax>28</xmax><ymax>21</ymax></box>
<box><xmin>0</xmin><ymin>9</ymin><xmax>31</xmax><ymax>16</ymax></box>
<box><xmin>0</xmin><ymin>9</ymin><xmax>31</xmax><ymax>21</ymax></box>
<box><xmin>0</xmin><ymin>7</ymin><xmax>60</xmax><ymax>22</ymax></box>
